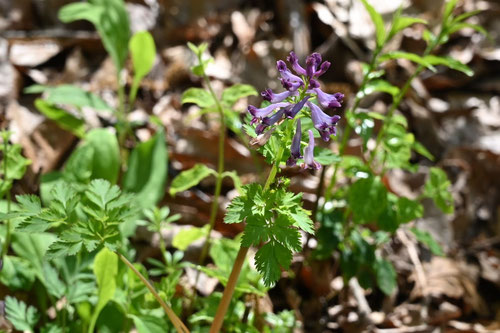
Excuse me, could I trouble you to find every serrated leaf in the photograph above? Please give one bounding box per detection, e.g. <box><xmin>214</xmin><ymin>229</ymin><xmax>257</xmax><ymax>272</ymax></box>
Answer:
<box><xmin>360</xmin><ymin>0</ymin><xmax>386</xmax><ymax>47</ymax></box>
<box><xmin>241</xmin><ymin>216</ymin><xmax>270</xmax><ymax>247</ymax></box>
<box><xmin>181</xmin><ymin>88</ymin><xmax>215</xmax><ymax>108</ymax></box>
<box><xmin>169</xmin><ymin>164</ymin><xmax>216</xmax><ymax>196</ymax></box>
<box><xmin>131</xmin><ymin>314</ymin><xmax>168</xmax><ymax>333</ymax></box>
<box><xmin>34</xmin><ymin>99</ymin><xmax>85</xmax><ymax>137</ymax></box>
<box><xmin>85</xmin><ymin>179</ymin><xmax>121</xmax><ymax>209</ymax></box>
<box><xmin>374</xmin><ymin>258</ymin><xmax>396</xmax><ymax>295</ymax></box>
<box><xmin>313</xmin><ymin>147</ymin><xmax>341</xmax><ymax>165</ymax></box>
<box><xmin>379</xmin><ymin>52</ymin><xmax>436</xmax><ymax>71</ymax></box>
<box><xmin>123</xmin><ymin>129</ymin><xmax>167</xmax><ymax>207</ymax></box>
<box><xmin>224</xmin><ymin>184</ymin><xmax>263</xmax><ymax>224</ymax></box>
<box><xmin>424</xmin><ymin>55</ymin><xmax>474</xmax><ymax>76</ymax></box>
<box><xmin>221</xmin><ymin>84</ymin><xmax>257</xmax><ymax>107</ymax></box>
<box><xmin>255</xmin><ymin>241</ymin><xmax>292</xmax><ymax>287</ymax></box>
<box><xmin>288</xmin><ymin>210</ymin><xmax>314</xmax><ymax>234</ymax></box>
<box><xmin>410</xmin><ymin>227</ymin><xmax>444</xmax><ymax>256</ymax></box>
<box><xmin>5</xmin><ymin>296</ymin><xmax>39</xmax><ymax>332</ymax></box>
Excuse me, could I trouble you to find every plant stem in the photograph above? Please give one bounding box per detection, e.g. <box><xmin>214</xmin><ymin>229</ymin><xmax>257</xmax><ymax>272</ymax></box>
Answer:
<box><xmin>116</xmin><ymin>252</ymin><xmax>190</xmax><ymax>333</ymax></box>
<box><xmin>323</xmin><ymin>46</ymin><xmax>383</xmax><ymax>205</ymax></box>
<box><xmin>1</xmin><ymin>135</ymin><xmax>11</xmax><ymax>258</ymax></box>
<box><xmin>210</xmin><ymin>141</ymin><xmax>286</xmax><ymax>332</ymax></box>
<box><xmin>197</xmin><ymin>73</ymin><xmax>226</xmax><ymax>266</ymax></box>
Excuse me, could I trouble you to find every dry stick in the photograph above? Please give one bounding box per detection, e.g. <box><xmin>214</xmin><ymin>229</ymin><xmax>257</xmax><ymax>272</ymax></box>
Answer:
<box><xmin>116</xmin><ymin>252</ymin><xmax>190</xmax><ymax>333</ymax></box>
<box><xmin>210</xmin><ymin>139</ymin><xmax>288</xmax><ymax>333</ymax></box>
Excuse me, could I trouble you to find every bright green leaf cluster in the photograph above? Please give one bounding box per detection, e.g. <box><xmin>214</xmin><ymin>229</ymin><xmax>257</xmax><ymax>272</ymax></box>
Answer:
<box><xmin>225</xmin><ymin>184</ymin><xmax>313</xmax><ymax>286</ymax></box>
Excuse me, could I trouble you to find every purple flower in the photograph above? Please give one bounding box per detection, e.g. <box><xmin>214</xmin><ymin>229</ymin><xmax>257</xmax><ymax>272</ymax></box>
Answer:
<box><xmin>287</xmin><ymin>119</ymin><xmax>303</xmax><ymax>166</ymax></box>
<box><xmin>306</xmin><ymin>53</ymin><xmax>322</xmax><ymax>78</ymax></box>
<box><xmin>280</xmin><ymin>78</ymin><xmax>303</xmax><ymax>92</ymax></box>
<box><xmin>315</xmin><ymin>61</ymin><xmax>331</xmax><ymax>77</ymax></box>
<box><xmin>303</xmin><ymin>130</ymin><xmax>321</xmax><ymax>170</ymax></box>
<box><xmin>261</xmin><ymin>89</ymin><xmax>297</xmax><ymax>103</ymax></box>
<box><xmin>256</xmin><ymin>108</ymin><xmax>285</xmax><ymax>134</ymax></box>
<box><xmin>277</xmin><ymin>60</ymin><xmax>303</xmax><ymax>82</ymax></box>
<box><xmin>313</xmin><ymin>88</ymin><xmax>342</xmax><ymax>109</ymax></box>
<box><xmin>248</xmin><ymin>102</ymin><xmax>289</xmax><ymax>124</ymax></box>
<box><xmin>285</xmin><ymin>96</ymin><xmax>311</xmax><ymax>119</ymax></box>
<box><xmin>308</xmin><ymin>101</ymin><xmax>341</xmax><ymax>142</ymax></box>
<box><xmin>287</xmin><ymin>51</ymin><xmax>307</xmax><ymax>76</ymax></box>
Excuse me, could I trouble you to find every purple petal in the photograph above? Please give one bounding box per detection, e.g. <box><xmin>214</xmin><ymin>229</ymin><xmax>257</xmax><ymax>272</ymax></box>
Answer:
<box><xmin>287</xmin><ymin>51</ymin><xmax>307</xmax><ymax>76</ymax></box>
<box><xmin>314</xmin><ymin>88</ymin><xmax>342</xmax><ymax>109</ymax></box>
<box><xmin>285</xmin><ymin>96</ymin><xmax>311</xmax><ymax>119</ymax></box>
<box><xmin>280</xmin><ymin>78</ymin><xmax>304</xmax><ymax>92</ymax></box>
<box><xmin>261</xmin><ymin>89</ymin><xmax>297</xmax><ymax>103</ymax></box>
<box><xmin>248</xmin><ymin>102</ymin><xmax>290</xmax><ymax>120</ymax></box>
<box><xmin>308</xmin><ymin>101</ymin><xmax>341</xmax><ymax>142</ymax></box>
<box><xmin>290</xmin><ymin>119</ymin><xmax>302</xmax><ymax>160</ymax></box>
<box><xmin>314</xmin><ymin>61</ymin><xmax>331</xmax><ymax>77</ymax></box>
<box><xmin>303</xmin><ymin>130</ymin><xmax>321</xmax><ymax>170</ymax></box>
<box><xmin>306</xmin><ymin>53</ymin><xmax>322</xmax><ymax>78</ymax></box>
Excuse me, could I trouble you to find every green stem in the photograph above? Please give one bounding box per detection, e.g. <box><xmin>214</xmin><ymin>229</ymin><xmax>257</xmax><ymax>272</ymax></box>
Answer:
<box><xmin>210</xmin><ymin>142</ymin><xmax>286</xmax><ymax>332</ymax></box>
<box><xmin>1</xmin><ymin>135</ymin><xmax>11</xmax><ymax>258</ymax></box>
<box><xmin>116</xmin><ymin>252</ymin><xmax>190</xmax><ymax>333</ymax></box>
<box><xmin>367</xmin><ymin>37</ymin><xmax>440</xmax><ymax>168</ymax></box>
<box><xmin>197</xmin><ymin>69</ymin><xmax>226</xmax><ymax>267</ymax></box>
<box><xmin>323</xmin><ymin>46</ymin><xmax>383</xmax><ymax>205</ymax></box>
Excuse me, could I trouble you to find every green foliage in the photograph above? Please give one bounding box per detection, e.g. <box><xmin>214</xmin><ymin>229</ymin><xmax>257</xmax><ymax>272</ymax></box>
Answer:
<box><xmin>221</xmin><ymin>84</ymin><xmax>258</xmax><ymax>107</ymax></box>
<box><xmin>89</xmin><ymin>248</ymin><xmax>118</xmax><ymax>333</ymax></box>
<box><xmin>411</xmin><ymin>227</ymin><xmax>444</xmax><ymax>256</ymax></box>
<box><xmin>225</xmin><ymin>184</ymin><xmax>313</xmax><ymax>286</ymax></box>
<box><xmin>379</xmin><ymin>51</ymin><xmax>436</xmax><ymax>71</ymax></box>
<box><xmin>0</xmin><ymin>134</ymin><xmax>31</xmax><ymax>197</ymax></box>
<box><xmin>34</xmin><ymin>98</ymin><xmax>86</xmax><ymax>137</ymax></box>
<box><xmin>5</xmin><ymin>296</ymin><xmax>39</xmax><ymax>332</ymax></box>
<box><xmin>172</xmin><ymin>225</ymin><xmax>210</xmax><ymax>251</ymax></box>
<box><xmin>15</xmin><ymin>179</ymin><xmax>137</xmax><ymax>259</ymax></box>
<box><xmin>360</xmin><ymin>0</ymin><xmax>386</xmax><ymax>47</ymax></box>
<box><xmin>348</xmin><ymin>176</ymin><xmax>388</xmax><ymax>223</ymax></box>
<box><xmin>25</xmin><ymin>84</ymin><xmax>112</xmax><ymax>111</ymax></box>
<box><xmin>123</xmin><ymin>129</ymin><xmax>168</xmax><ymax>207</ymax></box>
<box><xmin>169</xmin><ymin>164</ymin><xmax>217</xmax><ymax>196</ymax></box>
<box><xmin>374</xmin><ymin>258</ymin><xmax>397</xmax><ymax>295</ymax></box>
<box><xmin>59</xmin><ymin>0</ymin><xmax>130</xmax><ymax>72</ymax></box>
<box><xmin>129</xmin><ymin>31</ymin><xmax>156</xmax><ymax>104</ymax></box>
<box><xmin>423</xmin><ymin>167</ymin><xmax>454</xmax><ymax>214</ymax></box>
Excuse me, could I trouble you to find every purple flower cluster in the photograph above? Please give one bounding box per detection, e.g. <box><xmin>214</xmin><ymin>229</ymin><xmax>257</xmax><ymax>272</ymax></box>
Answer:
<box><xmin>248</xmin><ymin>51</ymin><xmax>343</xmax><ymax>169</ymax></box>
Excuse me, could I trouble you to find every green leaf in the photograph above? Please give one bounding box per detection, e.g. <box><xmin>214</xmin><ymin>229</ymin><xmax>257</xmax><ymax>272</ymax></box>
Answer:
<box><xmin>379</xmin><ymin>52</ymin><xmax>436</xmax><ymax>71</ymax></box>
<box><xmin>0</xmin><ymin>256</ymin><xmax>36</xmax><ymax>291</ymax></box>
<box><xmin>374</xmin><ymin>258</ymin><xmax>397</xmax><ymax>295</ymax></box>
<box><xmin>25</xmin><ymin>84</ymin><xmax>111</xmax><ymax>111</ymax></box>
<box><xmin>410</xmin><ymin>227</ymin><xmax>445</xmax><ymax>256</ymax></box>
<box><xmin>255</xmin><ymin>241</ymin><xmax>292</xmax><ymax>287</ymax></box>
<box><xmin>424</xmin><ymin>55</ymin><xmax>473</xmax><ymax>76</ymax></box>
<box><xmin>360</xmin><ymin>0</ymin><xmax>386</xmax><ymax>46</ymax></box>
<box><xmin>443</xmin><ymin>0</ymin><xmax>458</xmax><ymax>25</ymax></box>
<box><xmin>131</xmin><ymin>315</ymin><xmax>168</xmax><ymax>333</ymax></box>
<box><xmin>34</xmin><ymin>99</ymin><xmax>85</xmax><ymax>137</ymax></box>
<box><xmin>452</xmin><ymin>10</ymin><xmax>482</xmax><ymax>24</ymax></box>
<box><xmin>89</xmin><ymin>248</ymin><xmax>118</xmax><ymax>333</ymax></box>
<box><xmin>169</xmin><ymin>164</ymin><xmax>216</xmax><ymax>196</ymax></box>
<box><xmin>123</xmin><ymin>130</ymin><xmax>167</xmax><ymax>207</ymax></box>
<box><xmin>224</xmin><ymin>184</ymin><xmax>264</xmax><ymax>224</ymax></box>
<box><xmin>79</xmin><ymin>129</ymin><xmax>120</xmax><ymax>184</ymax></box>
<box><xmin>222</xmin><ymin>170</ymin><xmax>243</xmax><ymax>194</ymax></box>
<box><xmin>129</xmin><ymin>31</ymin><xmax>156</xmax><ymax>104</ymax></box>
<box><xmin>313</xmin><ymin>147</ymin><xmax>341</xmax><ymax>165</ymax></box>
<box><xmin>390</xmin><ymin>16</ymin><xmax>427</xmax><ymax>39</ymax></box>
<box><xmin>346</xmin><ymin>112</ymin><xmax>375</xmax><ymax>149</ymax></box>
<box><xmin>348</xmin><ymin>176</ymin><xmax>388</xmax><ymax>223</ymax></box>
<box><xmin>172</xmin><ymin>225</ymin><xmax>210</xmax><ymax>251</ymax></box>
<box><xmin>59</xmin><ymin>0</ymin><xmax>130</xmax><ymax>71</ymax></box>
<box><xmin>423</xmin><ymin>167</ymin><xmax>454</xmax><ymax>214</ymax></box>
<box><xmin>181</xmin><ymin>88</ymin><xmax>215</xmax><ymax>108</ymax></box>
<box><xmin>5</xmin><ymin>296</ymin><xmax>39</xmax><ymax>332</ymax></box>
<box><xmin>358</xmin><ymin>79</ymin><xmax>400</xmax><ymax>98</ymax></box>
<box><xmin>85</xmin><ymin>179</ymin><xmax>121</xmax><ymax>210</ymax></box>
<box><xmin>221</xmin><ymin>84</ymin><xmax>257</xmax><ymax>107</ymax></box>
<box><xmin>413</xmin><ymin>141</ymin><xmax>434</xmax><ymax>160</ymax></box>
<box><xmin>397</xmin><ymin>197</ymin><xmax>423</xmax><ymax>224</ymax></box>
